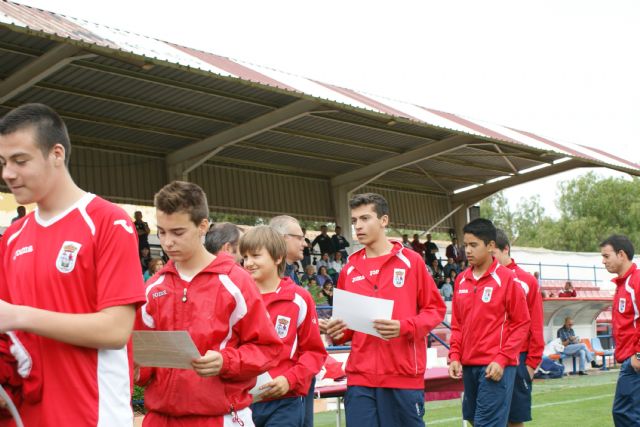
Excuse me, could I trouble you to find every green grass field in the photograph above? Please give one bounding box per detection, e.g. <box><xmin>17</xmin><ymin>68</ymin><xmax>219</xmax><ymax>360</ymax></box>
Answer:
<box><xmin>313</xmin><ymin>369</ymin><xmax>619</xmax><ymax>427</ymax></box>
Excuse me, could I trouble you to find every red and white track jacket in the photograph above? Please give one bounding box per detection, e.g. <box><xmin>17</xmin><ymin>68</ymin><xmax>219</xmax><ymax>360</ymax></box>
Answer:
<box><xmin>507</xmin><ymin>260</ymin><xmax>544</xmax><ymax>369</ymax></box>
<box><xmin>260</xmin><ymin>277</ymin><xmax>327</xmax><ymax>398</ymax></box>
<box><xmin>612</xmin><ymin>263</ymin><xmax>640</xmax><ymax>362</ymax></box>
<box><xmin>449</xmin><ymin>258</ymin><xmax>530</xmax><ymax>367</ymax></box>
<box><xmin>135</xmin><ymin>252</ymin><xmax>282</xmax><ymax>417</ymax></box>
<box><xmin>335</xmin><ymin>241</ymin><xmax>446</xmax><ymax>389</ymax></box>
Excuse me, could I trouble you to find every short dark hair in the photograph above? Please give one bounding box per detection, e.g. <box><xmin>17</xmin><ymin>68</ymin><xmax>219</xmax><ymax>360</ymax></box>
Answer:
<box><xmin>205</xmin><ymin>222</ymin><xmax>241</xmax><ymax>254</ymax></box>
<box><xmin>0</xmin><ymin>103</ymin><xmax>71</xmax><ymax>166</ymax></box>
<box><xmin>494</xmin><ymin>228</ymin><xmax>511</xmax><ymax>252</ymax></box>
<box><xmin>349</xmin><ymin>193</ymin><xmax>389</xmax><ymax>218</ymax></box>
<box><xmin>463</xmin><ymin>218</ymin><xmax>496</xmax><ymax>246</ymax></box>
<box><xmin>600</xmin><ymin>234</ymin><xmax>634</xmax><ymax>260</ymax></box>
<box><xmin>154</xmin><ymin>181</ymin><xmax>209</xmax><ymax>226</ymax></box>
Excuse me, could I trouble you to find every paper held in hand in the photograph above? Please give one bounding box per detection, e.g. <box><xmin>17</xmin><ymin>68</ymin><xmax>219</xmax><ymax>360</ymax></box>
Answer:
<box><xmin>133</xmin><ymin>331</ymin><xmax>201</xmax><ymax>369</ymax></box>
<box><xmin>332</xmin><ymin>288</ymin><xmax>394</xmax><ymax>339</ymax></box>
<box><xmin>249</xmin><ymin>372</ymin><xmax>273</xmax><ymax>396</ymax></box>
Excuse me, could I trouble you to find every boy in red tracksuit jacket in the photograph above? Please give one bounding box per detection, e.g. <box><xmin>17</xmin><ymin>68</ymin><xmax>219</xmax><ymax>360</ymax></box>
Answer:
<box><xmin>494</xmin><ymin>229</ymin><xmax>544</xmax><ymax>427</ymax></box>
<box><xmin>326</xmin><ymin>193</ymin><xmax>446</xmax><ymax>427</ymax></box>
<box><xmin>135</xmin><ymin>181</ymin><xmax>282</xmax><ymax>427</ymax></box>
<box><xmin>600</xmin><ymin>234</ymin><xmax>640</xmax><ymax>426</ymax></box>
<box><xmin>448</xmin><ymin>219</ymin><xmax>530</xmax><ymax>427</ymax></box>
<box><xmin>240</xmin><ymin>226</ymin><xmax>327</xmax><ymax>427</ymax></box>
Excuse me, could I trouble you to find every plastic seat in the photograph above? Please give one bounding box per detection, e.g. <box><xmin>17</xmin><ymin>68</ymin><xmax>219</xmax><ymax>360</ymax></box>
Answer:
<box><xmin>591</xmin><ymin>337</ymin><xmax>614</xmax><ymax>370</ymax></box>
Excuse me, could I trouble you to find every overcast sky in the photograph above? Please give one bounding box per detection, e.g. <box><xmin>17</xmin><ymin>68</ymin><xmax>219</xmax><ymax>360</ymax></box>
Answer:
<box><xmin>12</xmin><ymin>0</ymin><xmax>640</xmax><ymax>216</ymax></box>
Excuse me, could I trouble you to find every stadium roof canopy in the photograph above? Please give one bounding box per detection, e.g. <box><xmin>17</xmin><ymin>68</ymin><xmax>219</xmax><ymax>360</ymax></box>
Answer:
<box><xmin>1</xmin><ymin>1</ymin><xmax>638</xmax><ymax>235</ymax></box>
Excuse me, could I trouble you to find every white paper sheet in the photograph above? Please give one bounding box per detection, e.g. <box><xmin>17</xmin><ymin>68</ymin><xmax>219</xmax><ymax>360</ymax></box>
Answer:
<box><xmin>133</xmin><ymin>331</ymin><xmax>201</xmax><ymax>369</ymax></box>
<box><xmin>332</xmin><ymin>288</ymin><xmax>394</xmax><ymax>339</ymax></box>
<box><xmin>249</xmin><ymin>372</ymin><xmax>273</xmax><ymax>396</ymax></box>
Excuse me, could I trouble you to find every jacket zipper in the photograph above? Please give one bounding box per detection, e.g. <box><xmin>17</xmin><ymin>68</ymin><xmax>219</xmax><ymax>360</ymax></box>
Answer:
<box><xmin>182</xmin><ymin>287</ymin><xmax>188</xmax><ymax>303</ymax></box>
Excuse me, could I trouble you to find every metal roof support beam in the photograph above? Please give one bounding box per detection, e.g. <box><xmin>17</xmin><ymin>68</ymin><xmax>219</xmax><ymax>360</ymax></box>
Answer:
<box><xmin>331</xmin><ymin>184</ymin><xmax>353</xmax><ymax>245</ymax></box>
<box><xmin>331</xmin><ymin>135</ymin><xmax>475</xmax><ymax>190</ymax></box>
<box><xmin>452</xmin><ymin>158</ymin><xmax>585</xmax><ymax>205</ymax></box>
<box><xmin>425</xmin><ymin>204</ymin><xmax>465</xmax><ymax>234</ymax></box>
<box><xmin>0</xmin><ymin>43</ymin><xmax>87</xmax><ymax>104</ymax></box>
<box><xmin>166</xmin><ymin>99</ymin><xmax>319</xmax><ymax>177</ymax></box>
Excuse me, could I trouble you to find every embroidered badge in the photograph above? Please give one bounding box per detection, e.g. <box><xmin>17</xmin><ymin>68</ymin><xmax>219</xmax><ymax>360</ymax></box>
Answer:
<box><xmin>481</xmin><ymin>287</ymin><xmax>493</xmax><ymax>303</ymax></box>
<box><xmin>393</xmin><ymin>268</ymin><xmax>406</xmax><ymax>288</ymax></box>
<box><xmin>275</xmin><ymin>315</ymin><xmax>291</xmax><ymax>338</ymax></box>
<box><xmin>619</xmin><ymin>297</ymin><xmax>626</xmax><ymax>313</ymax></box>
<box><xmin>56</xmin><ymin>241</ymin><xmax>82</xmax><ymax>273</ymax></box>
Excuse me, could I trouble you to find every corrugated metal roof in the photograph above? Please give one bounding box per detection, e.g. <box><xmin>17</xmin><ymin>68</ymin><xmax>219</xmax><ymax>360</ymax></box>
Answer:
<box><xmin>1</xmin><ymin>0</ymin><xmax>634</xmax><ymax>174</ymax></box>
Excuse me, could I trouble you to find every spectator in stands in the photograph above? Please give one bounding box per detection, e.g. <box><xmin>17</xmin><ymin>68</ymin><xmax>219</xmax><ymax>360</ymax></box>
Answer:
<box><xmin>443</xmin><ymin>257</ymin><xmax>460</xmax><ymax>278</ymax></box>
<box><xmin>446</xmin><ymin>237</ymin><xmax>463</xmax><ymax>263</ymax></box>
<box><xmin>600</xmin><ymin>234</ymin><xmax>640</xmax><ymax>426</ymax></box>
<box><xmin>143</xmin><ymin>257</ymin><xmax>165</xmax><ymax>282</ymax></box>
<box><xmin>329</xmin><ymin>251</ymin><xmax>345</xmax><ymax>283</ymax></box>
<box><xmin>425</xmin><ymin>233</ymin><xmax>439</xmax><ymax>266</ymax></box>
<box><xmin>411</xmin><ymin>233</ymin><xmax>426</xmax><ymax>258</ymax></box>
<box><xmin>316</xmin><ymin>266</ymin><xmax>333</xmax><ymax>288</ymax></box>
<box><xmin>331</xmin><ymin>225</ymin><xmax>350</xmax><ymax>259</ymax></box>
<box><xmin>330</xmin><ymin>251</ymin><xmax>345</xmax><ymax>272</ymax></box>
<box><xmin>307</xmin><ymin>277</ymin><xmax>318</xmax><ymax>291</ymax></box>
<box><xmin>270</xmin><ymin>215</ymin><xmax>308</xmax><ymax>286</ymax></box>
<box><xmin>312</xmin><ymin>225</ymin><xmax>334</xmax><ymax>256</ymax></box>
<box><xmin>301</xmin><ymin>265</ymin><xmax>317</xmax><ymax>286</ymax></box>
<box><xmin>301</xmin><ymin>227</ymin><xmax>312</xmax><ymax>268</ymax></box>
<box><xmin>448</xmin><ymin>269</ymin><xmax>458</xmax><ymax>288</ymax></box>
<box><xmin>559</xmin><ymin>281</ymin><xmax>577</xmax><ymax>297</ymax></box>
<box><xmin>316</xmin><ymin>252</ymin><xmax>331</xmax><ymax>271</ymax></box>
<box><xmin>401</xmin><ymin>234</ymin><xmax>412</xmax><ymax>249</ymax></box>
<box><xmin>10</xmin><ymin>205</ymin><xmax>25</xmax><ymax>223</ymax></box>
<box><xmin>134</xmin><ymin>210</ymin><xmax>150</xmax><ymax>254</ymax></box>
<box><xmin>440</xmin><ymin>277</ymin><xmax>453</xmax><ymax>301</ymax></box>
<box><xmin>430</xmin><ymin>258</ymin><xmax>445</xmax><ymax>287</ymax></box>
<box><xmin>557</xmin><ymin>317</ymin><xmax>600</xmax><ymax>374</ymax></box>
<box><xmin>140</xmin><ymin>246</ymin><xmax>151</xmax><ymax>273</ymax></box>
<box><xmin>458</xmin><ymin>259</ymin><xmax>468</xmax><ymax>272</ymax></box>
<box><xmin>533</xmin><ymin>271</ymin><xmax>540</xmax><ymax>282</ymax></box>
<box><xmin>322</xmin><ymin>282</ymin><xmax>334</xmax><ymax>306</ymax></box>
<box><xmin>205</xmin><ymin>222</ymin><xmax>242</xmax><ymax>262</ymax></box>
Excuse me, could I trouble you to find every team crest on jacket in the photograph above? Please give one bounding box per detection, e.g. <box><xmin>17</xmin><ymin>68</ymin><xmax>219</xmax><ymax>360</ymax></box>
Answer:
<box><xmin>393</xmin><ymin>268</ymin><xmax>406</xmax><ymax>287</ymax></box>
<box><xmin>619</xmin><ymin>298</ymin><xmax>626</xmax><ymax>313</ymax></box>
<box><xmin>275</xmin><ymin>315</ymin><xmax>291</xmax><ymax>338</ymax></box>
<box><xmin>481</xmin><ymin>287</ymin><xmax>493</xmax><ymax>303</ymax></box>
<box><xmin>56</xmin><ymin>241</ymin><xmax>82</xmax><ymax>273</ymax></box>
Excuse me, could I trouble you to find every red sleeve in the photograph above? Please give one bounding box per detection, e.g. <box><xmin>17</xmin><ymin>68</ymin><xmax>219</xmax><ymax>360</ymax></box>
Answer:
<box><xmin>448</xmin><ymin>275</ymin><xmax>463</xmax><ymax>363</ymax></box>
<box><xmin>525</xmin><ymin>278</ymin><xmax>545</xmax><ymax>369</ymax></box>
<box><xmin>399</xmin><ymin>257</ymin><xmax>446</xmax><ymax>339</ymax></box>
<box><xmin>494</xmin><ymin>275</ymin><xmax>531</xmax><ymax>368</ymax></box>
<box><xmin>331</xmin><ymin>268</ymin><xmax>354</xmax><ymax>344</ymax></box>
<box><xmin>0</xmin><ymin>238</ymin><xmax>23</xmax><ymax>419</ymax></box>
<box><xmin>95</xmin><ymin>206</ymin><xmax>146</xmax><ymax>311</ymax></box>
<box><xmin>219</xmin><ymin>277</ymin><xmax>283</xmax><ymax>380</ymax></box>
<box><xmin>282</xmin><ymin>292</ymin><xmax>328</xmax><ymax>395</ymax></box>
<box><xmin>633</xmin><ymin>271</ymin><xmax>640</xmax><ymax>354</ymax></box>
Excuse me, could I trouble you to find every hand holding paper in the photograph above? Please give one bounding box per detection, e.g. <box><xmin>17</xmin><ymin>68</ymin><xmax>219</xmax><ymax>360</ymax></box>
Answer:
<box><xmin>192</xmin><ymin>350</ymin><xmax>224</xmax><ymax>377</ymax></box>
<box><xmin>332</xmin><ymin>288</ymin><xmax>394</xmax><ymax>339</ymax></box>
